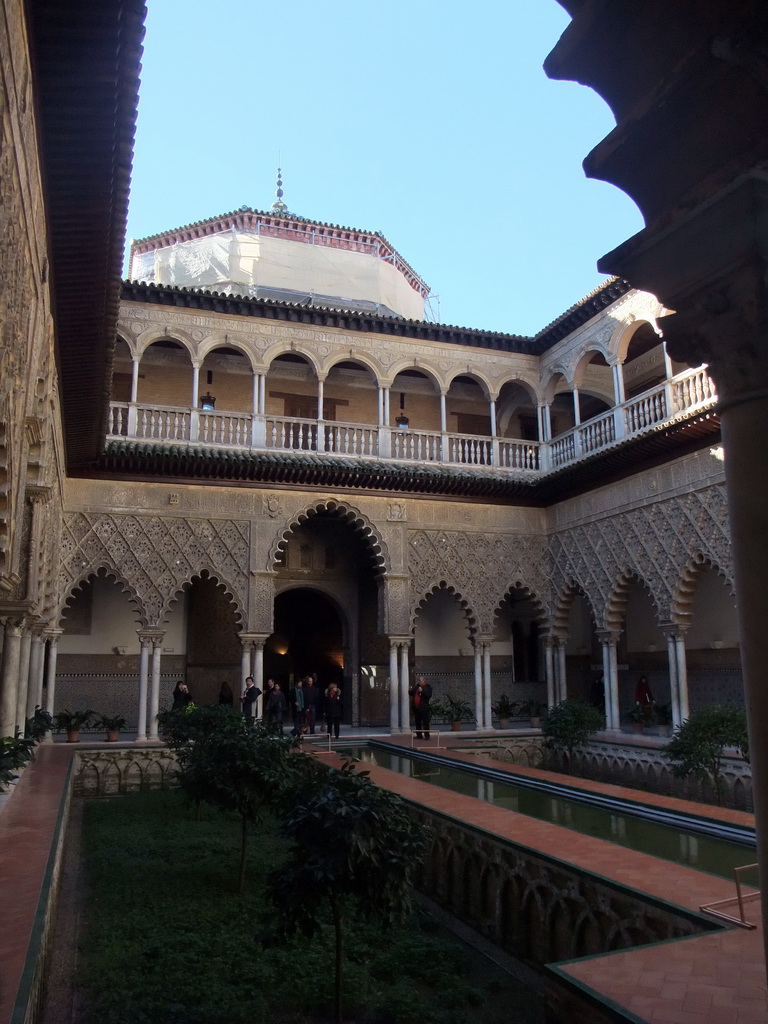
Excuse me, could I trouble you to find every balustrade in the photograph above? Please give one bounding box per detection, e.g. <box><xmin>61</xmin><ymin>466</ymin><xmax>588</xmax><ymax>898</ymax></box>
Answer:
<box><xmin>105</xmin><ymin>366</ymin><xmax>717</xmax><ymax>476</ymax></box>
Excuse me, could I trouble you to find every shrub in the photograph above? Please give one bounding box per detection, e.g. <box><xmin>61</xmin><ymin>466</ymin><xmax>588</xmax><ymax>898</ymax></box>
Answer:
<box><xmin>663</xmin><ymin>703</ymin><xmax>749</xmax><ymax>805</ymax></box>
<box><xmin>542</xmin><ymin>699</ymin><xmax>604</xmax><ymax>765</ymax></box>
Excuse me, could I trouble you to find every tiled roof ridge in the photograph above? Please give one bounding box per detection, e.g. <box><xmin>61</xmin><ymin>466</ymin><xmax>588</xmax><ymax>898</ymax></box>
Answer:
<box><xmin>121</xmin><ymin>279</ymin><xmax>537</xmax><ymax>350</ymax></box>
<box><xmin>130</xmin><ymin>206</ymin><xmax>428</xmax><ymax>292</ymax></box>
<box><xmin>534</xmin><ymin>277</ymin><xmax>632</xmax><ymax>344</ymax></box>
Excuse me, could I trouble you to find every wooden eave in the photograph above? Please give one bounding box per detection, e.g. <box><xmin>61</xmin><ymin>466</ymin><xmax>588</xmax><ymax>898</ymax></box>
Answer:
<box><xmin>26</xmin><ymin>0</ymin><xmax>146</xmax><ymax>469</ymax></box>
<box><xmin>88</xmin><ymin>412</ymin><xmax>720</xmax><ymax>506</ymax></box>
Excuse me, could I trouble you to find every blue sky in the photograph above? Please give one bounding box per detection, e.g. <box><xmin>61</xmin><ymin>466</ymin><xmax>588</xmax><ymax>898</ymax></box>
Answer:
<box><xmin>125</xmin><ymin>1</ymin><xmax>644</xmax><ymax>336</ymax></box>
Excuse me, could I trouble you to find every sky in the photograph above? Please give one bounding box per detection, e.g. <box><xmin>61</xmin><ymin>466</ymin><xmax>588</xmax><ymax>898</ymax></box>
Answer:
<box><xmin>125</xmin><ymin>1</ymin><xmax>644</xmax><ymax>338</ymax></box>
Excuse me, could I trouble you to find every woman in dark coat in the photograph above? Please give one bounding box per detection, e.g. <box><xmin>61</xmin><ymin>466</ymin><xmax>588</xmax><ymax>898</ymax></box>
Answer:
<box><xmin>171</xmin><ymin>681</ymin><xmax>192</xmax><ymax>710</ymax></box>
<box><xmin>266</xmin><ymin>682</ymin><xmax>287</xmax><ymax>729</ymax></box>
<box><xmin>325</xmin><ymin>683</ymin><xmax>342</xmax><ymax>739</ymax></box>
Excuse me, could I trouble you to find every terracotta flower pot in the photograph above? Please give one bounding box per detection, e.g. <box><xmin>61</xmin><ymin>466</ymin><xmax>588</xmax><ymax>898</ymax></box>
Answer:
<box><xmin>66</xmin><ymin>729</ymin><xmax>80</xmax><ymax>743</ymax></box>
<box><xmin>106</xmin><ymin>730</ymin><xmax>119</xmax><ymax>742</ymax></box>
<box><xmin>451</xmin><ymin>720</ymin><xmax>462</xmax><ymax>732</ymax></box>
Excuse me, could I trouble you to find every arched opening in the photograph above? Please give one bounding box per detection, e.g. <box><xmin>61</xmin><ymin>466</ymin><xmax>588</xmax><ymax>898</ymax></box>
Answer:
<box><xmin>179</xmin><ymin>573</ymin><xmax>241</xmax><ymax>708</ymax></box>
<box><xmin>684</xmin><ymin>565</ymin><xmax>742</xmax><ymax>710</ymax></box>
<box><xmin>493</xmin><ymin>586</ymin><xmax>543</xmax><ymax>704</ymax></box>
<box><xmin>622</xmin><ymin>322</ymin><xmax>682</xmax><ymax>399</ymax></box>
<box><xmin>324</xmin><ymin>359</ymin><xmax>378</xmax><ymax>426</ymax></box>
<box><xmin>198</xmin><ymin>345</ymin><xmax>252</xmax><ymax>414</ymax></box>
<box><xmin>616</xmin><ymin>578</ymin><xmax>667</xmax><ymax>720</ymax></box>
<box><xmin>562</xmin><ymin>589</ymin><xmax>600</xmax><ymax>705</ymax></box>
<box><xmin>134</xmin><ymin>338</ymin><xmax>193</xmax><ymax>406</ymax></box>
<box><xmin>390</xmin><ymin>368</ymin><xmax>439</xmax><ymax>432</ymax></box>
<box><xmin>265</xmin><ymin>352</ymin><xmax>319</xmax><ymax>449</ymax></box>
<box><xmin>575</xmin><ymin>350</ymin><xmax>613</xmax><ymax>422</ymax></box>
<box><xmin>497</xmin><ymin>380</ymin><xmax>539</xmax><ymax>440</ymax></box>
<box><xmin>273</xmin><ymin>508</ymin><xmax>386</xmax><ymax>724</ymax></box>
<box><xmin>110</xmin><ymin>337</ymin><xmax>134</xmax><ymax>405</ymax></box>
<box><xmin>56</xmin><ymin>570</ymin><xmax>143</xmax><ymax>730</ymax></box>
<box><xmin>445</xmin><ymin>374</ymin><xmax>490</xmax><ymax>437</ymax></box>
<box><xmin>413</xmin><ymin>587</ymin><xmax>473</xmax><ymax>705</ymax></box>
<box><xmin>269</xmin><ymin>589</ymin><xmax>344</xmax><ymax>696</ymax></box>
<box><xmin>547</xmin><ymin>371</ymin><xmax>575</xmax><ymax>439</ymax></box>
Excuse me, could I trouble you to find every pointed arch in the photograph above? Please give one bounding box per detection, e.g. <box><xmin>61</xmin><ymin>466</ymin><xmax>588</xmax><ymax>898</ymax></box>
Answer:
<box><xmin>671</xmin><ymin>552</ymin><xmax>736</xmax><ymax>628</ymax></box>
<box><xmin>551</xmin><ymin>579</ymin><xmax>598</xmax><ymax>636</ymax></box>
<box><xmin>160</xmin><ymin>567</ymin><xmax>246</xmax><ymax>629</ymax></box>
<box><xmin>267</xmin><ymin>499</ymin><xmax>389</xmax><ymax>577</ymax></box>
<box><xmin>411</xmin><ymin>580</ymin><xmax>478</xmax><ymax>636</ymax></box>
<box><xmin>56</xmin><ymin>565</ymin><xmax>144</xmax><ymax>629</ymax></box>
<box><xmin>603</xmin><ymin>569</ymin><xmax>661</xmax><ymax>634</ymax></box>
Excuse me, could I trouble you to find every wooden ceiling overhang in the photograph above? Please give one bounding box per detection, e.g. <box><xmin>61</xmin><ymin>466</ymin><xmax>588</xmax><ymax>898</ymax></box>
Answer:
<box><xmin>26</xmin><ymin>0</ymin><xmax>146</xmax><ymax>469</ymax></box>
<box><xmin>93</xmin><ymin>411</ymin><xmax>720</xmax><ymax>506</ymax></box>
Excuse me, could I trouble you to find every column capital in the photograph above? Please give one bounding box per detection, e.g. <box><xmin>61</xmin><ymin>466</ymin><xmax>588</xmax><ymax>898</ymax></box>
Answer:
<box><xmin>595</xmin><ymin>629</ymin><xmax>620</xmax><ymax>646</ymax></box>
<box><xmin>137</xmin><ymin>629</ymin><xmax>164</xmax><ymax>645</ymax></box>
<box><xmin>661</xmin><ymin>621</ymin><xmax>688</xmax><ymax>641</ymax></box>
<box><xmin>42</xmin><ymin>627</ymin><xmax>64</xmax><ymax>641</ymax></box>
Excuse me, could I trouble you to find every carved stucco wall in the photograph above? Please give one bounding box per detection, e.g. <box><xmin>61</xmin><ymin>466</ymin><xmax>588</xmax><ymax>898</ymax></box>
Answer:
<box><xmin>60</xmin><ymin>448</ymin><xmax>730</xmax><ymax>642</ymax></box>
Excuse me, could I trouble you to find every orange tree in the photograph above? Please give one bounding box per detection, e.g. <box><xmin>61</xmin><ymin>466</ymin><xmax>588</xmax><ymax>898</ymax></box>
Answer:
<box><xmin>268</xmin><ymin>761</ymin><xmax>431</xmax><ymax>1024</ymax></box>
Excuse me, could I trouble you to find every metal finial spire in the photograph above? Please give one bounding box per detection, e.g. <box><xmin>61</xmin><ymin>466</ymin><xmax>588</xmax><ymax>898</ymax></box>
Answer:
<box><xmin>270</xmin><ymin>167</ymin><xmax>288</xmax><ymax>213</ymax></box>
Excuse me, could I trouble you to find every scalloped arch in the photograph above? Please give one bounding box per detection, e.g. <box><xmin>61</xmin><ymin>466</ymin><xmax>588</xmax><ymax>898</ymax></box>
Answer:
<box><xmin>57</xmin><ymin>565</ymin><xmax>145</xmax><ymax>629</ymax></box>
<box><xmin>604</xmin><ymin>569</ymin><xmax>661</xmax><ymax>634</ymax></box>
<box><xmin>268</xmin><ymin>500</ymin><xmax>389</xmax><ymax>576</ymax></box>
<box><xmin>551</xmin><ymin>579</ymin><xmax>597</xmax><ymax>637</ymax></box>
<box><xmin>671</xmin><ymin>553</ymin><xmax>735</xmax><ymax>629</ymax></box>
<box><xmin>492</xmin><ymin>580</ymin><xmax>549</xmax><ymax>633</ymax></box>
<box><xmin>160</xmin><ymin>568</ymin><xmax>246</xmax><ymax>629</ymax></box>
<box><xmin>411</xmin><ymin>580</ymin><xmax>478</xmax><ymax>635</ymax></box>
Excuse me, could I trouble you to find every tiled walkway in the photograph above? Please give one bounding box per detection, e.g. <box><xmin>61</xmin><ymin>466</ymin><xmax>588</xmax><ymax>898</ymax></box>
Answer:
<box><xmin>2</xmin><ymin>733</ymin><xmax>766</xmax><ymax>1024</ymax></box>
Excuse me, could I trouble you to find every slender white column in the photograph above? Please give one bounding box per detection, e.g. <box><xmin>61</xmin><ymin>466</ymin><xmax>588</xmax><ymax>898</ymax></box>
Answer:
<box><xmin>662</xmin><ymin>342</ymin><xmax>674</xmax><ymax>380</ymax></box>
<box><xmin>148</xmin><ymin>639</ymin><xmax>163</xmax><ymax>740</ymax></box>
<box><xmin>377</xmin><ymin>386</ymin><xmax>384</xmax><ymax>426</ymax></box>
<box><xmin>316</xmin><ymin>377</ymin><xmax>325</xmax><ymax>452</ymax></box>
<box><xmin>608</xmin><ymin>640</ymin><xmax>620</xmax><ymax>730</ymax></box>
<box><xmin>399</xmin><ymin>642</ymin><xmax>410</xmax><ymax>732</ymax></box>
<box><xmin>489</xmin><ymin>400</ymin><xmax>497</xmax><ymax>437</ymax></box>
<box><xmin>384</xmin><ymin>387</ymin><xmax>391</xmax><ymax>425</ymax></box>
<box><xmin>253</xmin><ymin>641</ymin><xmax>265</xmax><ymax>718</ymax></box>
<box><xmin>542</xmin><ymin>403</ymin><xmax>552</xmax><ymax>441</ymax></box>
<box><xmin>556</xmin><ymin>640</ymin><xmax>568</xmax><ymax>703</ymax></box>
<box><xmin>440</xmin><ymin>392</ymin><xmax>447</xmax><ymax>432</ymax></box>
<box><xmin>0</xmin><ymin>622</ymin><xmax>22</xmax><ymax>736</ymax></box>
<box><xmin>482</xmin><ymin>642</ymin><xmax>492</xmax><ymax>728</ymax></box>
<box><xmin>544</xmin><ymin>637</ymin><xmax>555</xmax><ymax>708</ymax></box>
<box><xmin>675</xmin><ymin>634</ymin><xmax>690</xmax><ymax>722</ymax></box>
<box><xmin>131</xmin><ymin>356</ymin><xmax>140</xmax><ymax>402</ymax></box>
<box><xmin>136</xmin><ymin>638</ymin><xmax>151</xmax><ymax>741</ymax></box>
<box><xmin>612</xmin><ymin>362</ymin><xmax>626</xmax><ymax>405</ymax></box>
<box><xmin>665</xmin><ymin>630</ymin><xmax>681</xmax><ymax>728</ymax></box>
<box><xmin>16</xmin><ymin>631</ymin><xmax>32</xmax><ymax>732</ymax></box>
<box><xmin>43</xmin><ymin>630</ymin><xmax>62</xmax><ymax>719</ymax></box>
<box><xmin>191</xmin><ymin>364</ymin><xmax>201</xmax><ymax>407</ymax></box>
<box><xmin>27</xmin><ymin>633</ymin><xmax>44</xmax><ymax>720</ymax></box>
<box><xmin>473</xmin><ymin>641</ymin><xmax>482</xmax><ymax>725</ymax></box>
<box><xmin>259</xmin><ymin>373</ymin><xmax>266</xmax><ymax>414</ymax></box>
<box><xmin>251</xmin><ymin>372</ymin><xmax>259</xmax><ymax>415</ymax></box>
<box><xmin>240</xmin><ymin>641</ymin><xmax>251</xmax><ymax>710</ymax></box>
<box><xmin>600</xmin><ymin>638</ymin><xmax>612</xmax><ymax>727</ymax></box>
<box><xmin>389</xmin><ymin>641</ymin><xmax>400</xmax><ymax>732</ymax></box>
<box><xmin>572</xmin><ymin>387</ymin><xmax>581</xmax><ymax>426</ymax></box>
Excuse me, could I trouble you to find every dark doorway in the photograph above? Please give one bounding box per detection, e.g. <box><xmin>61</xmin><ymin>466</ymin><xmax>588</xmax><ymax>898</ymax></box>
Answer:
<box><xmin>268</xmin><ymin>589</ymin><xmax>345</xmax><ymax>699</ymax></box>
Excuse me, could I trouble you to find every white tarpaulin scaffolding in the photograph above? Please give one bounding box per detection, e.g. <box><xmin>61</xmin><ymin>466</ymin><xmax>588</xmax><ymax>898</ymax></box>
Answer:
<box><xmin>130</xmin><ymin>229</ymin><xmax>425</xmax><ymax>321</ymax></box>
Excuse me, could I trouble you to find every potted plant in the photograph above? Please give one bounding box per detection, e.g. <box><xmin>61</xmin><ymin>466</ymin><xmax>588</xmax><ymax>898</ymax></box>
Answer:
<box><xmin>54</xmin><ymin>708</ymin><xmax>94</xmax><ymax>743</ymax></box>
<box><xmin>0</xmin><ymin>736</ymin><xmax>35</xmax><ymax>791</ymax></box>
<box><xmin>654</xmin><ymin>701</ymin><xmax>673</xmax><ymax>736</ymax></box>
<box><xmin>491</xmin><ymin>694</ymin><xmax>519</xmax><ymax>729</ymax></box>
<box><xmin>627</xmin><ymin>703</ymin><xmax>651</xmax><ymax>733</ymax></box>
<box><xmin>521</xmin><ymin>698</ymin><xmax>547</xmax><ymax>727</ymax></box>
<box><xmin>25</xmin><ymin>707</ymin><xmax>53</xmax><ymax>742</ymax></box>
<box><xmin>444</xmin><ymin>696</ymin><xmax>473</xmax><ymax>731</ymax></box>
<box><xmin>96</xmin><ymin>713</ymin><xmax>128</xmax><ymax>742</ymax></box>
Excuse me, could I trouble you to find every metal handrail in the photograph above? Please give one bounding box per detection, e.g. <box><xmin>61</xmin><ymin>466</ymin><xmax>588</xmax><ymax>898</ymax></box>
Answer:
<box><xmin>700</xmin><ymin>863</ymin><xmax>759</xmax><ymax>928</ymax></box>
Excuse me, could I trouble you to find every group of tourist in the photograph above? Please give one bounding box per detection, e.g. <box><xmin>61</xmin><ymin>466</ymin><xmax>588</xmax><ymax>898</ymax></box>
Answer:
<box><xmin>241</xmin><ymin>673</ymin><xmax>343</xmax><ymax>738</ymax></box>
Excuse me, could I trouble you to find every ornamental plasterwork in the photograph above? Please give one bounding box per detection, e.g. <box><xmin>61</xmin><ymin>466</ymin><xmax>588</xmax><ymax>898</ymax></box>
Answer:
<box><xmin>59</xmin><ymin>513</ymin><xmax>250</xmax><ymax>628</ymax></box>
<box><xmin>407</xmin><ymin>529</ymin><xmax>550</xmax><ymax>634</ymax></box>
<box><xmin>548</xmin><ymin>485</ymin><xmax>732</xmax><ymax>627</ymax></box>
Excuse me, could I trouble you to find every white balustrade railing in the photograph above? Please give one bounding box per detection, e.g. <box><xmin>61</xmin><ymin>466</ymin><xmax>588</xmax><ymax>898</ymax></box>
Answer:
<box><xmin>135</xmin><ymin>404</ymin><xmax>191</xmax><ymax>442</ymax></box>
<box><xmin>497</xmin><ymin>440</ymin><xmax>540</xmax><ymax>471</ymax></box>
<box><xmin>199</xmin><ymin>410</ymin><xmax>251</xmax><ymax>447</ymax></box>
<box><xmin>392</xmin><ymin>428</ymin><xmax>442</xmax><ymax>462</ymax></box>
<box><xmin>106</xmin><ymin>366</ymin><xmax>717</xmax><ymax>476</ymax></box>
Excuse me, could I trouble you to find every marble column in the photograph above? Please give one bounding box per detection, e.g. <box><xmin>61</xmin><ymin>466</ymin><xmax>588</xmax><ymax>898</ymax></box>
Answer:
<box><xmin>148</xmin><ymin>636</ymin><xmax>164</xmax><ymax>740</ymax></box>
<box><xmin>136</xmin><ymin>635</ymin><xmax>152</xmax><ymax>742</ymax></box>
<box><xmin>26</xmin><ymin>632</ymin><xmax>44</xmax><ymax>721</ymax></box>
<box><xmin>15</xmin><ymin>630</ymin><xmax>32</xmax><ymax>733</ymax></box>
<box><xmin>389</xmin><ymin>640</ymin><xmax>400</xmax><ymax>733</ymax></box>
<box><xmin>0</xmin><ymin>621</ymin><xmax>22</xmax><ymax>736</ymax></box>
<box><xmin>43</xmin><ymin>629</ymin><xmax>63</xmax><ymax>720</ymax></box>
<box><xmin>664</xmin><ymin>627</ymin><xmax>682</xmax><ymax>729</ymax></box>
<box><xmin>597</xmin><ymin>632</ymin><xmax>620</xmax><ymax>731</ymax></box>
<box><xmin>473</xmin><ymin>640</ymin><xmax>483</xmax><ymax>725</ymax></box>
<box><xmin>556</xmin><ymin>638</ymin><xmax>568</xmax><ymax>703</ymax></box>
<box><xmin>399</xmin><ymin>641</ymin><xmax>410</xmax><ymax>733</ymax></box>
<box><xmin>482</xmin><ymin>641</ymin><xmax>492</xmax><ymax>729</ymax></box>
<box><xmin>543</xmin><ymin>636</ymin><xmax>555</xmax><ymax>709</ymax></box>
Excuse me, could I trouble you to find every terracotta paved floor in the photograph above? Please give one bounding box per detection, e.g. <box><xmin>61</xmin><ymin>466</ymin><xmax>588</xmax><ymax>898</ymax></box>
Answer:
<box><xmin>2</xmin><ymin>735</ymin><xmax>766</xmax><ymax>1024</ymax></box>
<box><xmin>338</xmin><ymin>736</ymin><xmax>767</xmax><ymax>1024</ymax></box>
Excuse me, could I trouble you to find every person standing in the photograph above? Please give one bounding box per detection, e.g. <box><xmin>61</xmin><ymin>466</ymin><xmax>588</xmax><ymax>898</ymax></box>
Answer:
<box><xmin>304</xmin><ymin>674</ymin><xmax>320</xmax><ymax>734</ymax></box>
<box><xmin>409</xmin><ymin>676</ymin><xmax>433</xmax><ymax>740</ymax></box>
<box><xmin>218</xmin><ymin>680</ymin><xmax>234</xmax><ymax>707</ymax></box>
<box><xmin>171</xmin><ymin>681</ymin><xmax>192</xmax><ymax>710</ymax></box>
<box><xmin>262</xmin><ymin>678</ymin><xmax>276</xmax><ymax>720</ymax></box>
<box><xmin>241</xmin><ymin>676</ymin><xmax>261</xmax><ymax>723</ymax></box>
<box><xmin>267</xmin><ymin>682</ymin><xmax>287</xmax><ymax>729</ymax></box>
<box><xmin>325</xmin><ymin>683</ymin><xmax>342</xmax><ymax>739</ymax></box>
<box><xmin>289</xmin><ymin>676</ymin><xmax>307</xmax><ymax>737</ymax></box>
